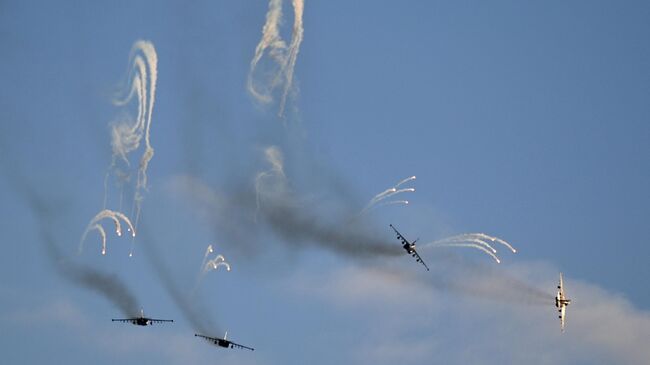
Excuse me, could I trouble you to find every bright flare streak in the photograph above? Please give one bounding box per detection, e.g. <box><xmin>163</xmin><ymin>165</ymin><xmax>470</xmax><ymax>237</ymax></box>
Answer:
<box><xmin>395</xmin><ymin>176</ymin><xmax>416</xmax><ymax>188</ymax></box>
<box><xmin>470</xmin><ymin>233</ymin><xmax>517</xmax><ymax>253</ymax></box>
<box><xmin>434</xmin><ymin>237</ymin><xmax>497</xmax><ymax>253</ymax></box>
<box><xmin>427</xmin><ymin>242</ymin><xmax>501</xmax><ymax>263</ymax></box>
<box><xmin>80</xmin><ymin>209</ymin><xmax>135</xmax><ymax>255</ymax></box>
<box><xmin>375</xmin><ymin>200</ymin><xmax>409</xmax><ymax>208</ymax></box>
<box><xmin>203</xmin><ymin>255</ymin><xmax>231</xmax><ymax>273</ymax></box>
<box><xmin>362</xmin><ymin>176</ymin><xmax>417</xmax><ymax>214</ymax></box>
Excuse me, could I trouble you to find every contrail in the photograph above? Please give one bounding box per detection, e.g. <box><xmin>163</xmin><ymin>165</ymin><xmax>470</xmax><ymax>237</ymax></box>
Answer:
<box><xmin>106</xmin><ymin>40</ymin><xmax>158</xmax><ymax>232</ymax></box>
<box><xmin>247</xmin><ymin>0</ymin><xmax>304</xmax><ymax>117</ymax></box>
<box><xmin>80</xmin><ymin>209</ymin><xmax>136</xmax><ymax>255</ymax></box>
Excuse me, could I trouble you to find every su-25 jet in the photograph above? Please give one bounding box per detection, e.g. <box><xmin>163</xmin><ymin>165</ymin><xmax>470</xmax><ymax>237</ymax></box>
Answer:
<box><xmin>555</xmin><ymin>272</ymin><xmax>572</xmax><ymax>332</ymax></box>
<box><xmin>390</xmin><ymin>224</ymin><xmax>430</xmax><ymax>271</ymax></box>
<box><xmin>112</xmin><ymin>308</ymin><xmax>174</xmax><ymax>326</ymax></box>
<box><xmin>195</xmin><ymin>333</ymin><xmax>254</xmax><ymax>351</ymax></box>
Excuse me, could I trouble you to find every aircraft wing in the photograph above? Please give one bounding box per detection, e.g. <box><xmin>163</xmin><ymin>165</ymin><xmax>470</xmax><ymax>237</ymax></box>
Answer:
<box><xmin>195</xmin><ymin>333</ymin><xmax>217</xmax><ymax>342</ymax></box>
<box><xmin>149</xmin><ymin>318</ymin><xmax>173</xmax><ymax>324</ymax></box>
<box><xmin>230</xmin><ymin>341</ymin><xmax>255</xmax><ymax>351</ymax></box>
<box><xmin>560</xmin><ymin>305</ymin><xmax>566</xmax><ymax>332</ymax></box>
<box><xmin>559</xmin><ymin>273</ymin><xmax>565</xmax><ymax>298</ymax></box>
<box><xmin>389</xmin><ymin>224</ymin><xmax>409</xmax><ymax>245</ymax></box>
<box><xmin>412</xmin><ymin>249</ymin><xmax>430</xmax><ymax>271</ymax></box>
<box><xmin>112</xmin><ymin>318</ymin><xmax>135</xmax><ymax>323</ymax></box>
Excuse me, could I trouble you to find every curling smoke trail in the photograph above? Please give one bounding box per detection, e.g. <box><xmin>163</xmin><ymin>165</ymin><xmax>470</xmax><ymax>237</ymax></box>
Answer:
<box><xmin>80</xmin><ymin>209</ymin><xmax>136</xmax><ymax>255</ymax></box>
<box><xmin>247</xmin><ymin>0</ymin><xmax>304</xmax><ymax>117</ymax></box>
<box><xmin>106</xmin><ymin>40</ymin><xmax>158</xmax><ymax>232</ymax></box>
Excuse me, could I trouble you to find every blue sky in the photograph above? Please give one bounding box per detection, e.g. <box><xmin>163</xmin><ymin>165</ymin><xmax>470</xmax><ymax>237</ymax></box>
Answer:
<box><xmin>1</xmin><ymin>1</ymin><xmax>649</xmax><ymax>364</ymax></box>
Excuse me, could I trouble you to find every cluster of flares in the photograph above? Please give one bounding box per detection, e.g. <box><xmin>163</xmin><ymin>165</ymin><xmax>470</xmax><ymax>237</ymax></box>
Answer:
<box><xmin>361</xmin><ymin>176</ymin><xmax>416</xmax><ymax>215</ymax></box>
<box><xmin>422</xmin><ymin>233</ymin><xmax>517</xmax><ymax>264</ymax></box>
<box><xmin>79</xmin><ymin>209</ymin><xmax>136</xmax><ymax>255</ymax></box>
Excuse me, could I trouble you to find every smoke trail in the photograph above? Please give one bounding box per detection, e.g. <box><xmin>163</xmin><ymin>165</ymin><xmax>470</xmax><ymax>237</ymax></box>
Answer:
<box><xmin>137</xmin><ymin>226</ymin><xmax>220</xmax><ymax>335</ymax></box>
<box><xmin>204</xmin><ymin>255</ymin><xmax>231</xmax><ymax>273</ymax></box>
<box><xmin>199</xmin><ymin>244</ymin><xmax>214</xmax><ymax>273</ymax></box>
<box><xmin>360</xmin><ymin>176</ymin><xmax>416</xmax><ymax>215</ymax></box>
<box><xmin>106</xmin><ymin>40</ymin><xmax>158</xmax><ymax>231</ymax></box>
<box><xmin>247</xmin><ymin>0</ymin><xmax>305</xmax><ymax>117</ymax></box>
<box><xmin>395</xmin><ymin>175</ymin><xmax>416</xmax><ymax>188</ymax></box>
<box><xmin>424</xmin><ymin>242</ymin><xmax>501</xmax><ymax>263</ymax></box>
<box><xmin>466</xmin><ymin>233</ymin><xmax>517</xmax><ymax>253</ymax></box>
<box><xmin>434</xmin><ymin>237</ymin><xmax>498</xmax><ymax>253</ymax></box>
<box><xmin>79</xmin><ymin>209</ymin><xmax>136</xmax><ymax>255</ymax></box>
<box><xmin>0</xmin><ymin>156</ymin><xmax>141</xmax><ymax>318</ymax></box>
<box><xmin>249</xmin><ymin>146</ymin><xmax>403</xmax><ymax>258</ymax></box>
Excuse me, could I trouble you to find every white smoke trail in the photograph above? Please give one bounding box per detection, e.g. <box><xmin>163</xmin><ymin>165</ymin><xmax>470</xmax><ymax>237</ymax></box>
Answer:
<box><xmin>203</xmin><ymin>255</ymin><xmax>231</xmax><ymax>273</ymax></box>
<box><xmin>424</xmin><ymin>242</ymin><xmax>502</xmax><ymax>263</ymax></box>
<box><xmin>467</xmin><ymin>233</ymin><xmax>517</xmax><ymax>253</ymax></box>
<box><xmin>80</xmin><ymin>209</ymin><xmax>136</xmax><ymax>255</ymax></box>
<box><xmin>441</xmin><ymin>233</ymin><xmax>516</xmax><ymax>253</ymax></box>
<box><xmin>106</xmin><ymin>40</ymin><xmax>158</xmax><ymax>232</ymax></box>
<box><xmin>199</xmin><ymin>244</ymin><xmax>214</xmax><ymax>273</ymax></box>
<box><xmin>434</xmin><ymin>236</ymin><xmax>498</xmax><ymax>254</ymax></box>
<box><xmin>255</xmin><ymin>146</ymin><xmax>288</xmax><ymax>217</ymax></box>
<box><xmin>361</xmin><ymin>176</ymin><xmax>416</xmax><ymax>215</ymax></box>
<box><xmin>375</xmin><ymin>200</ymin><xmax>409</xmax><ymax>208</ymax></box>
<box><xmin>395</xmin><ymin>175</ymin><xmax>416</xmax><ymax>188</ymax></box>
<box><xmin>247</xmin><ymin>0</ymin><xmax>304</xmax><ymax>117</ymax></box>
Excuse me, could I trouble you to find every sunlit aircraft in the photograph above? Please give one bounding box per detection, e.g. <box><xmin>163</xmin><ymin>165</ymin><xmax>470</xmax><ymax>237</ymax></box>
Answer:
<box><xmin>112</xmin><ymin>308</ymin><xmax>173</xmax><ymax>326</ymax></box>
<box><xmin>195</xmin><ymin>333</ymin><xmax>254</xmax><ymax>351</ymax></box>
<box><xmin>389</xmin><ymin>224</ymin><xmax>430</xmax><ymax>271</ymax></box>
<box><xmin>555</xmin><ymin>272</ymin><xmax>571</xmax><ymax>332</ymax></box>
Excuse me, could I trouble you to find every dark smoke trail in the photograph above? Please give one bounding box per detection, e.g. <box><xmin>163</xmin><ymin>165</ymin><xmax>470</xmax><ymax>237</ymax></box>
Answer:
<box><xmin>0</xmin><ymin>149</ymin><xmax>140</xmax><ymax>318</ymax></box>
<box><xmin>136</xmin><ymin>225</ymin><xmax>220</xmax><ymax>335</ymax></box>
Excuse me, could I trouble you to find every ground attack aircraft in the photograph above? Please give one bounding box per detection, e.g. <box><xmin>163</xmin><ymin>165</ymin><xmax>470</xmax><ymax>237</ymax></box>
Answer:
<box><xmin>112</xmin><ymin>308</ymin><xmax>174</xmax><ymax>326</ymax></box>
<box><xmin>555</xmin><ymin>272</ymin><xmax>571</xmax><ymax>332</ymax></box>
<box><xmin>195</xmin><ymin>333</ymin><xmax>254</xmax><ymax>351</ymax></box>
<box><xmin>390</xmin><ymin>224</ymin><xmax>430</xmax><ymax>271</ymax></box>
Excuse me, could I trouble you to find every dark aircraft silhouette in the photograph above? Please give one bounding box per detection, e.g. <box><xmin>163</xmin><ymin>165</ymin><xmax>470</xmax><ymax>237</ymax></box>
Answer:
<box><xmin>112</xmin><ymin>308</ymin><xmax>173</xmax><ymax>326</ymax></box>
<box><xmin>390</xmin><ymin>224</ymin><xmax>430</xmax><ymax>271</ymax></box>
<box><xmin>195</xmin><ymin>333</ymin><xmax>254</xmax><ymax>351</ymax></box>
<box><xmin>555</xmin><ymin>272</ymin><xmax>572</xmax><ymax>332</ymax></box>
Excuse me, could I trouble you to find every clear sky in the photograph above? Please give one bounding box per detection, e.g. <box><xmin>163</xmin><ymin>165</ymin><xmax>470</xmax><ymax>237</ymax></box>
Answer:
<box><xmin>1</xmin><ymin>1</ymin><xmax>649</xmax><ymax>364</ymax></box>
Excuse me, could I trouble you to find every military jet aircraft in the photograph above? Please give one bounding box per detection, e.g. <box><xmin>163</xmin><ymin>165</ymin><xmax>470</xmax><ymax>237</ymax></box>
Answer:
<box><xmin>195</xmin><ymin>333</ymin><xmax>254</xmax><ymax>351</ymax></box>
<box><xmin>112</xmin><ymin>308</ymin><xmax>173</xmax><ymax>326</ymax></box>
<box><xmin>390</xmin><ymin>224</ymin><xmax>430</xmax><ymax>271</ymax></box>
<box><xmin>555</xmin><ymin>272</ymin><xmax>572</xmax><ymax>332</ymax></box>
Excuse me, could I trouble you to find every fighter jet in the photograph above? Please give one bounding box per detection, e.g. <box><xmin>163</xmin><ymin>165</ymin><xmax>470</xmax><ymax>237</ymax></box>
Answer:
<box><xmin>112</xmin><ymin>308</ymin><xmax>173</xmax><ymax>326</ymax></box>
<box><xmin>390</xmin><ymin>224</ymin><xmax>430</xmax><ymax>271</ymax></box>
<box><xmin>555</xmin><ymin>272</ymin><xmax>571</xmax><ymax>332</ymax></box>
<box><xmin>195</xmin><ymin>333</ymin><xmax>254</xmax><ymax>351</ymax></box>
